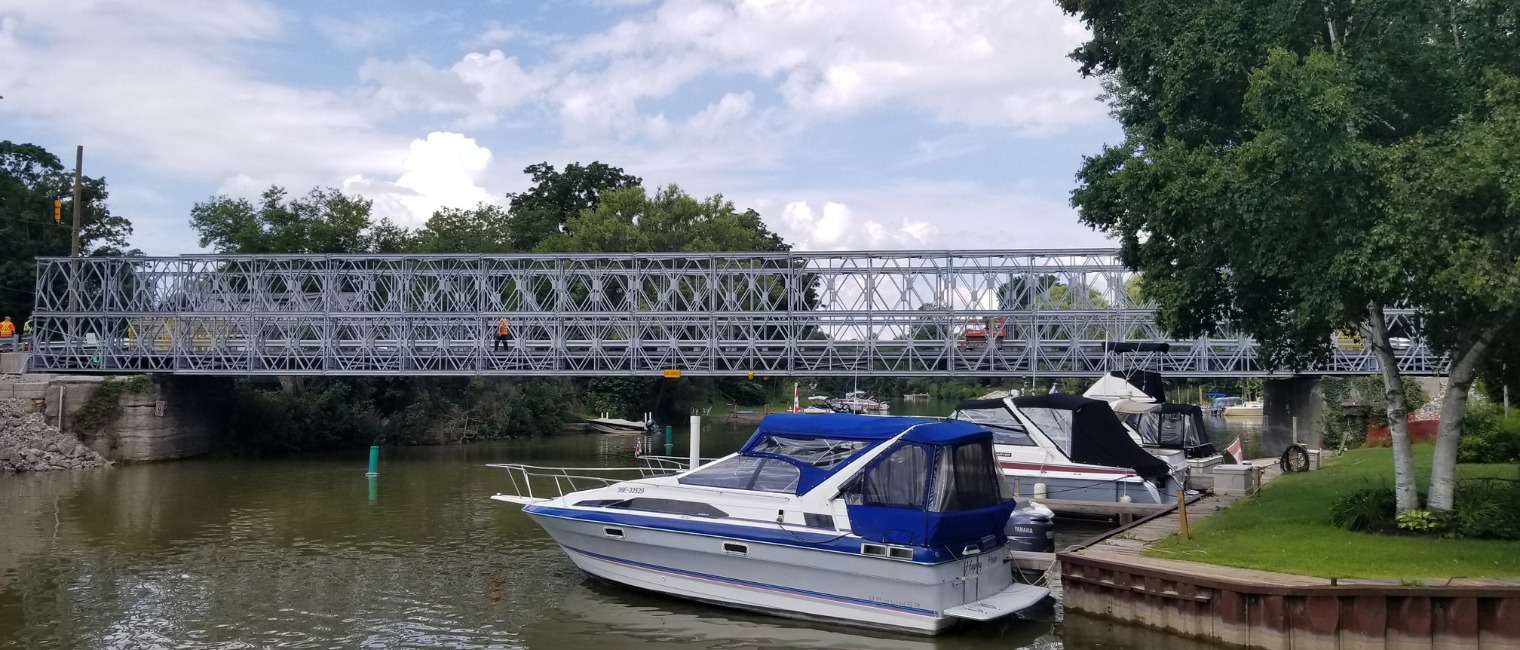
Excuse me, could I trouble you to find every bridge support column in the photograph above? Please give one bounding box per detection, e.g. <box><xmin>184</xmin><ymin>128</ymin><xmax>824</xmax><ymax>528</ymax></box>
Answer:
<box><xmin>1262</xmin><ymin>377</ymin><xmax>1322</xmax><ymax>458</ymax></box>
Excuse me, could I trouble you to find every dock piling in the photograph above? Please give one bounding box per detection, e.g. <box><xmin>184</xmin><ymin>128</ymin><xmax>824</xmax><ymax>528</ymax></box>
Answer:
<box><xmin>689</xmin><ymin>416</ymin><xmax>701</xmax><ymax>470</ymax></box>
<box><xmin>1177</xmin><ymin>488</ymin><xmax>1190</xmax><ymax>541</ymax></box>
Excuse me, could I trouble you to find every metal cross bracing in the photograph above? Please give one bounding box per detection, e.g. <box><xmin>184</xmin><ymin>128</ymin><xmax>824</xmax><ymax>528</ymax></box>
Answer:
<box><xmin>29</xmin><ymin>251</ymin><xmax>1446</xmax><ymax>378</ymax></box>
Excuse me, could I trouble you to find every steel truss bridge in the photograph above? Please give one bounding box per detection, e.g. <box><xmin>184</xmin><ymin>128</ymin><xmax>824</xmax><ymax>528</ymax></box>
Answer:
<box><xmin>29</xmin><ymin>251</ymin><xmax>1443</xmax><ymax>378</ymax></box>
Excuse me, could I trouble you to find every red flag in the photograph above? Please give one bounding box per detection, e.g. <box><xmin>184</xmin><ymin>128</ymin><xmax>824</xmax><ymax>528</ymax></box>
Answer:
<box><xmin>793</xmin><ymin>383</ymin><xmax>800</xmax><ymax>413</ymax></box>
<box><xmin>1226</xmin><ymin>437</ymin><xmax>1244</xmax><ymax>463</ymax></box>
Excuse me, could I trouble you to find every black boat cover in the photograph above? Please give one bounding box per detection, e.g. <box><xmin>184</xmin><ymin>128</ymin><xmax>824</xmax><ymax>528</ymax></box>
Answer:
<box><xmin>1133</xmin><ymin>403</ymin><xmax>1217</xmax><ymax>458</ymax></box>
<box><xmin>957</xmin><ymin>394</ymin><xmax>1171</xmax><ymax>481</ymax></box>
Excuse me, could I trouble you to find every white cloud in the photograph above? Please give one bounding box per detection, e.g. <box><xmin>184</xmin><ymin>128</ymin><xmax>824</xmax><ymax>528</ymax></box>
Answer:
<box><xmin>343</xmin><ymin>132</ymin><xmax>496</xmax><ymax>228</ymax></box>
<box><xmin>363</xmin><ymin>0</ymin><xmax>1103</xmax><ymax>141</ymax></box>
<box><xmin>0</xmin><ymin>0</ymin><xmax>1114</xmax><ymax>254</ymax></box>
<box><xmin>776</xmin><ymin>200</ymin><xmax>939</xmax><ymax>250</ymax></box>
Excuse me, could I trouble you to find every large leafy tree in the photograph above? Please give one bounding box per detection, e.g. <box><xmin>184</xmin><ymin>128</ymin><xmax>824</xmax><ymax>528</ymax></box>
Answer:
<box><xmin>190</xmin><ymin>186</ymin><xmax>390</xmax><ymax>254</ymax></box>
<box><xmin>0</xmin><ymin>142</ymin><xmax>135</xmax><ymax>321</ymax></box>
<box><xmin>1058</xmin><ymin>0</ymin><xmax>1519</xmax><ymax>511</ymax></box>
<box><xmin>504</xmin><ymin>162</ymin><xmax>641</xmax><ymax>251</ymax></box>
<box><xmin>538</xmin><ymin>184</ymin><xmax>788</xmax><ymax>254</ymax></box>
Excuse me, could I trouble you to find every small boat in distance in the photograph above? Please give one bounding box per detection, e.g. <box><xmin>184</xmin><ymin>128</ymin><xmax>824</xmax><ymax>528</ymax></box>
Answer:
<box><xmin>1208</xmin><ymin>397</ymin><xmax>1263</xmax><ymax>417</ymax></box>
<box><xmin>491</xmin><ymin>414</ymin><xmax>1050</xmax><ymax>634</ymax></box>
<box><xmin>831</xmin><ymin>390</ymin><xmax>889</xmax><ymax>414</ymax></box>
<box><xmin>586</xmin><ymin>413</ymin><xmax>656</xmax><ymax>434</ymax></box>
<box><xmin>1225</xmin><ymin>401</ymin><xmax>1264</xmax><ymax>417</ymax></box>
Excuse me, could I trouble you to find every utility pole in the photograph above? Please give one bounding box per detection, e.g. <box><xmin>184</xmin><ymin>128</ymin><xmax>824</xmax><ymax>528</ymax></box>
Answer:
<box><xmin>71</xmin><ymin>146</ymin><xmax>83</xmax><ymax>257</ymax></box>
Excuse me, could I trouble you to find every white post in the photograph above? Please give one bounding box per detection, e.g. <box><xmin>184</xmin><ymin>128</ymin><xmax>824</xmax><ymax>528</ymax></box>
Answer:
<box><xmin>1292</xmin><ymin>416</ymin><xmax>1299</xmax><ymax>445</ymax></box>
<box><xmin>689</xmin><ymin>415</ymin><xmax>701</xmax><ymax>470</ymax></box>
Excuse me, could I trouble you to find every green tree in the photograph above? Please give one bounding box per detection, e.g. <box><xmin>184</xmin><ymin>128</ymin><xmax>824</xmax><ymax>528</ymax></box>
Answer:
<box><xmin>1058</xmin><ymin>0</ymin><xmax>1519</xmax><ymax>512</ymax></box>
<box><xmin>504</xmin><ymin>162</ymin><xmax>641</xmax><ymax>251</ymax></box>
<box><xmin>190</xmin><ymin>186</ymin><xmax>390</xmax><ymax>254</ymax></box>
<box><xmin>408</xmin><ymin>204</ymin><xmax>514</xmax><ymax>253</ymax></box>
<box><xmin>538</xmin><ymin>185</ymin><xmax>787</xmax><ymax>254</ymax></box>
<box><xmin>0</xmin><ymin>142</ymin><xmax>135</xmax><ymax>321</ymax></box>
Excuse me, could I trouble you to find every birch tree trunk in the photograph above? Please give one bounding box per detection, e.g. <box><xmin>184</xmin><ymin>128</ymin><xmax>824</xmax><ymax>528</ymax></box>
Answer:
<box><xmin>1427</xmin><ymin>329</ymin><xmax>1494</xmax><ymax>511</ymax></box>
<box><xmin>1364</xmin><ymin>303</ymin><xmax>1419</xmax><ymax>513</ymax></box>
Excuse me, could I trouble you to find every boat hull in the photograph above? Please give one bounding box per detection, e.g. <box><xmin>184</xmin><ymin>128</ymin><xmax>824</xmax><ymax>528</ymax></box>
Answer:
<box><xmin>1001</xmin><ymin>471</ymin><xmax>1171</xmax><ymax>505</ymax></box>
<box><xmin>524</xmin><ymin>508</ymin><xmax>1028</xmax><ymax>635</ymax></box>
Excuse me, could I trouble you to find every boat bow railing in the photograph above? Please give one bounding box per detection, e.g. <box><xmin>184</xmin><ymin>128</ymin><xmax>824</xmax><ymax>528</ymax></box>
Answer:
<box><xmin>488</xmin><ymin>455</ymin><xmax>717</xmax><ymax>504</ymax></box>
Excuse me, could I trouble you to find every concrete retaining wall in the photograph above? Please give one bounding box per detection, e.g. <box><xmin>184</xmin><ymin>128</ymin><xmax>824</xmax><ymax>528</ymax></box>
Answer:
<box><xmin>1061</xmin><ymin>551</ymin><xmax>1520</xmax><ymax>649</ymax></box>
<box><xmin>1263</xmin><ymin>377</ymin><xmax>1324</xmax><ymax>457</ymax></box>
<box><xmin>40</xmin><ymin>375</ymin><xmax>226</xmax><ymax>462</ymax></box>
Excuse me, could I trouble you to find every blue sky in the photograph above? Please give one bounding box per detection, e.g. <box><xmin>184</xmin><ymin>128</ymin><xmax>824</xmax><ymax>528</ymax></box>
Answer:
<box><xmin>0</xmin><ymin>0</ymin><xmax>1123</xmax><ymax>254</ymax></box>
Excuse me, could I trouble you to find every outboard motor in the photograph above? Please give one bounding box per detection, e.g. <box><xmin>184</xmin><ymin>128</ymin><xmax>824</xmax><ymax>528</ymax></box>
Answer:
<box><xmin>1005</xmin><ymin>507</ymin><xmax>1055</xmax><ymax>553</ymax></box>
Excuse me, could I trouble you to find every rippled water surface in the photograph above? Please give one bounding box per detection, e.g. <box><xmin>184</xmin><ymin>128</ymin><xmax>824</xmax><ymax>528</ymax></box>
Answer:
<box><xmin>0</xmin><ymin>402</ymin><xmax>1258</xmax><ymax>649</ymax></box>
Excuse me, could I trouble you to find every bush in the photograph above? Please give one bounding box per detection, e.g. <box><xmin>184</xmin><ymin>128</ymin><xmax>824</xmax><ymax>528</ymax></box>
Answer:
<box><xmin>1329</xmin><ymin>480</ymin><xmax>1520</xmax><ymax>540</ymax></box>
<box><xmin>1329</xmin><ymin>487</ymin><xmax>1397</xmax><ymax>532</ymax></box>
<box><xmin>1452</xmin><ymin>478</ymin><xmax>1520</xmax><ymax>540</ymax></box>
<box><xmin>1457</xmin><ymin>404</ymin><xmax>1520</xmax><ymax>463</ymax></box>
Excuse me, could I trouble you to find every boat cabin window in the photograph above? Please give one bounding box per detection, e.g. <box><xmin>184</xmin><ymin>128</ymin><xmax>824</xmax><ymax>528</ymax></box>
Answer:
<box><xmin>574</xmin><ymin>497</ymin><xmax>729</xmax><ymax>519</ymax></box>
<box><xmin>1019</xmin><ymin>407</ymin><xmax>1075</xmax><ymax>455</ymax></box>
<box><xmin>843</xmin><ymin>441</ymin><xmax>1009</xmax><ymax>512</ymax></box>
<box><xmin>678</xmin><ymin>455</ymin><xmax>800</xmax><ymax>494</ymax></box>
<box><xmin>748</xmin><ymin>436</ymin><xmax>870</xmax><ymax>468</ymax></box>
<box><xmin>854</xmin><ymin>444</ymin><xmax>930</xmax><ymax>508</ymax></box>
<box><xmin>952</xmin><ymin>408</ymin><xmax>1036</xmax><ymax>446</ymax></box>
<box><xmin>928</xmin><ymin>440</ymin><xmax>1007</xmax><ymax>512</ymax></box>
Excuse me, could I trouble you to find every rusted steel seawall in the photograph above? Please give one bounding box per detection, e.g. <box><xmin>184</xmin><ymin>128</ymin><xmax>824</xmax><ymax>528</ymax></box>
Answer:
<box><xmin>1060</xmin><ymin>551</ymin><xmax>1520</xmax><ymax>650</ymax></box>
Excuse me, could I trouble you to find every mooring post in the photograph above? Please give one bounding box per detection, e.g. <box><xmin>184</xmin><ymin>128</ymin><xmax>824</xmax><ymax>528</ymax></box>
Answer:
<box><xmin>1177</xmin><ymin>488</ymin><xmax>1190</xmax><ymax>541</ymax></box>
<box><xmin>366</xmin><ymin>445</ymin><xmax>379</xmax><ymax>477</ymax></box>
<box><xmin>664</xmin><ymin>425</ymin><xmax>673</xmax><ymax>456</ymax></box>
<box><xmin>689</xmin><ymin>415</ymin><xmax>701</xmax><ymax>470</ymax></box>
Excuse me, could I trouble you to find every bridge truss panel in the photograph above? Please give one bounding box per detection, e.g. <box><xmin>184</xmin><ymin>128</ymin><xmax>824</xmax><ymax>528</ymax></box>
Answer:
<box><xmin>29</xmin><ymin>252</ymin><xmax>1444</xmax><ymax>377</ymax></box>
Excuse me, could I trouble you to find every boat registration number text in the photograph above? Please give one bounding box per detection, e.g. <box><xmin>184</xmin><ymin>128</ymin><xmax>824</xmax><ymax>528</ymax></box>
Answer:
<box><xmin>616</xmin><ymin>486</ymin><xmax>645</xmax><ymax>494</ymax></box>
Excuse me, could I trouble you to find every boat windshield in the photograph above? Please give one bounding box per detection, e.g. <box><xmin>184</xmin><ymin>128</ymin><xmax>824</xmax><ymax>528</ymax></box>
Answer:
<box><xmin>951</xmin><ymin>408</ymin><xmax>1036</xmax><ymax>446</ymax></box>
<box><xmin>1019</xmin><ymin>407</ymin><xmax>1075</xmax><ymax>455</ymax></box>
<box><xmin>678</xmin><ymin>455</ymin><xmax>801</xmax><ymax>493</ymax></box>
<box><xmin>748</xmin><ymin>436</ymin><xmax>871</xmax><ymax>469</ymax></box>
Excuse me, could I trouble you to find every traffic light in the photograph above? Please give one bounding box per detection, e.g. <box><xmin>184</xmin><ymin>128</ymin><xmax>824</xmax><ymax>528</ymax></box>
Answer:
<box><xmin>52</xmin><ymin>199</ymin><xmax>62</xmax><ymax>223</ymax></box>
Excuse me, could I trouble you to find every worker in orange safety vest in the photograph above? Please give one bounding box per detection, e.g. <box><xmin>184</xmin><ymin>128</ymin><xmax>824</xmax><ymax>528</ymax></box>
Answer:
<box><xmin>0</xmin><ymin>317</ymin><xmax>13</xmax><ymax>351</ymax></box>
<box><xmin>493</xmin><ymin>318</ymin><xmax>510</xmax><ymax>352</ymax></box>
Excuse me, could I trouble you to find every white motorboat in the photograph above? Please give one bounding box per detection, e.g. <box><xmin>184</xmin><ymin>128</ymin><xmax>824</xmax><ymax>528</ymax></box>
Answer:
<box><xmin>586</xmin><ymin>414</ymin><xmax>655</xmax><ymax>435</ymax></box>
<box><xmin>830</xmin><ymin>390</ymin><xmax>889</xmax><ymax>414</ymax></box>
<box><xmin>1224</xmin><ymin>401</ymin><xmax>1264</xmax><ymax>417</ymax></box>
<box><xmin>950</xmin><ymin>394</ymin><xmax>1184</xmax><ymax>506</ymax></box>
<box><xmin>491</xmin><ymin>414</ymin><xmax>1050</xmax><ymax>635</ymax></box>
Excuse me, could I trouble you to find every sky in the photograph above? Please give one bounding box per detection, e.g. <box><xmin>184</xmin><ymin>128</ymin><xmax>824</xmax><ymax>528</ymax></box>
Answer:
<box><xmin>0</xmin><ymin>0</ymin><xmax>1124</xmax><ymax>255</ymax></box>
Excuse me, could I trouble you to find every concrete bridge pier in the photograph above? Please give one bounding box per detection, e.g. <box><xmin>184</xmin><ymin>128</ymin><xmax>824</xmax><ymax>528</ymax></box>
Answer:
<box><xmin>1261</xmin><ymin>377</ymin><xmax>1323</xmax><ymax>458</ymax></box>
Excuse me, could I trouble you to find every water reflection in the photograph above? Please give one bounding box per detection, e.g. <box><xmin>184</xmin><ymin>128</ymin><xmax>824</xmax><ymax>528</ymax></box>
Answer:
<box><xmin>0</xmin><ymin>409</ymin><xmax>1215</xmax><ymax>649</ymax></box>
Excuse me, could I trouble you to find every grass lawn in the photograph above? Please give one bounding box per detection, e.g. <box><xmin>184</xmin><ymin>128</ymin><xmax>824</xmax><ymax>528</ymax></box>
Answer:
<box><xmin>1146</xmin><ymin>444</ymin><xmax>1520</xmax><ymax>578</ymax></box>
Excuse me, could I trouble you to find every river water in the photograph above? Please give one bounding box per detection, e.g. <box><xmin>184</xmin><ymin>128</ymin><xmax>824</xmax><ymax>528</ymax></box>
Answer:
<box><xmin>0</xmin><ymin>399</ymin><xmax>1260</xmax><ymax>650</ymax></box>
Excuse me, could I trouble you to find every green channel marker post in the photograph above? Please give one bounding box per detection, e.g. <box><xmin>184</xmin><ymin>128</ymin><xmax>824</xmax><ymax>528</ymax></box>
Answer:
<box><xmin>367</xmin><ymin>475</ymin><xmax>377</xmax><ymax>502</ymax></box>
<box><xmin>366</xmin><ymin>445</ymin><xmax>379</xmax><ymax>477</ymax></box>
<box><xmin>664</xmin><ymin>425</ymin><xmax>673</xmax><ymax>456</ymax></box>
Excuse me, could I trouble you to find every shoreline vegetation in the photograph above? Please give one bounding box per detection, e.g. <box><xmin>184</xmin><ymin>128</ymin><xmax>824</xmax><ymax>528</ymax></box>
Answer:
<box><xmin>1148</xmin><ymin>444</ymin><xmax>1520</xmax><ymax>578</ymax></box>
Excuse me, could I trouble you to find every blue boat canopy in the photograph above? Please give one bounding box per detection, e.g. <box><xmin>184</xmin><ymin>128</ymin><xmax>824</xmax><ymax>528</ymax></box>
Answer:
<box><xmin>740</xmin><ymin>414</ymin><xmax>989</xmax><ymax>447</ymax></box>
<box><xmin>678</xmin><ymin>413</ymin><xmax>1018</xmax><ymax>549</ymax></box>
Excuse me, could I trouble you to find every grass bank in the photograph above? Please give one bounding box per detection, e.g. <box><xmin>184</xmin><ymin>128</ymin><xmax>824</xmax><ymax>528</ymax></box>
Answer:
<box><xmin>1147</xmin><ymin>445</ymin><xmax>1520</xmax><ymax>578</ymax></box>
